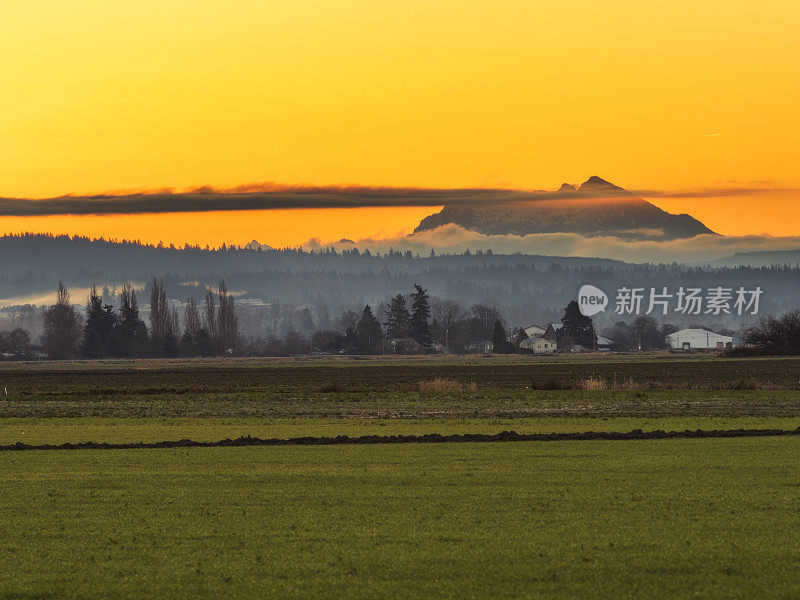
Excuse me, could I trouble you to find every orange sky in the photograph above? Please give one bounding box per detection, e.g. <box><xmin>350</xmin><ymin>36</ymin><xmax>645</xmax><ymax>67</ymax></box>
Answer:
<box><xmin>1</xmin><ymin>0</ymin><xmax>799</xmax><ymax>245</ymax></box>
<box><xmin>1</xmin><ymin>191</ymin><xmax>800</xmax><ymax>249</ymax></box>
<box><xmin>0</xmin><ymin>208</ymin><xmax>435</xmax><ymax>249</ymax></box>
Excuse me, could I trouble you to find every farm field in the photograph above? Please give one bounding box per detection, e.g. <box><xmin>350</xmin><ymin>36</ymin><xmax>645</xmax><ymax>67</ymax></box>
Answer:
<box><xmin>2</xmin><ymin>354</ymin><xmax>800</xmax><ymax>421</ymax></box>
<box><xmin>2</xmin><ymin>437</ymin><xmax>800</xmax><ymax>599</ymax></box>
<box><xmin>2</xmin><ymin>354</ymin><xmax>800</xmax><ymax>395</ymax></box>
<box><xmin>4</xmin><ymin>388</ymin><xmax>800</xmax><ymax>420</ymax></box>
<box><xmin>2</xmin><ymin>355</ymin><xmax>800</xmax><ymax>599</ymax></box>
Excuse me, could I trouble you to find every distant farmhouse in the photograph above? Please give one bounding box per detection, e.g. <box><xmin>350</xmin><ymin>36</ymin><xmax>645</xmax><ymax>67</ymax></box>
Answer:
<box><xmin>518</xmin><ymin>323</ymin><xmax>564</xmax><ymax>353</ymax></box>
<box><xmin>523</xmin><ymin>324</ymin><xmax>546</xmax><ymax>338</ymax></box>
<box><xmin>666</xmin><ymin>328</ymin><xmax>733</xmax><ymax>350</ymax></box>
<box><xmin>519</xmin><ymin>336</ymin><xmax>556</xmax><ymax>354</ymax></box>
<box><xmin>526</xmin><ymin>322</ymin><xmax>610</xmax><ymax>353</ymax></box>
<box><xmin>542</xmin><ymin>323</ymin><xmax>561</xmax><ymax>342</ymax></box>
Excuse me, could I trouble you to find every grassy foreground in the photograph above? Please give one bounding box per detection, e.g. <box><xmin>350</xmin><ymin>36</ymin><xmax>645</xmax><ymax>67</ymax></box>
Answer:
<box><xmin>2</xmin><ymin>437</ymin><xmax>800</xmax><ymax>599</ymax></box>
<box><xmin>3</xmin><ymin>356</ymin><xmax>799</xmax><ymax>598</ymax></box>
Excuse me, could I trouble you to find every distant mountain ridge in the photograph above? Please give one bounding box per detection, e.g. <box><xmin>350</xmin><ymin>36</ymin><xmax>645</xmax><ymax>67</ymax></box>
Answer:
<box><xmin>414</xmin><ymin>176</ymin><xmax>715</xmax><ymax>240</ymax></box>
<box><xmin>703</xmin><ymin>249</ymin><xmax>800</xmax><ymax>268</ymax></box>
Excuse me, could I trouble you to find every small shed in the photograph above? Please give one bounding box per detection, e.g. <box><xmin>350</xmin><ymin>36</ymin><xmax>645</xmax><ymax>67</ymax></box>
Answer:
<box><xmin>466</xmin><ymin>340</ymin><xmax>494</xmax><ymax>354</ymax></box>
<box><xmin>596</xmin><ymin>335</ymin><xmax>613</xmax><ymax>351</ymax></box>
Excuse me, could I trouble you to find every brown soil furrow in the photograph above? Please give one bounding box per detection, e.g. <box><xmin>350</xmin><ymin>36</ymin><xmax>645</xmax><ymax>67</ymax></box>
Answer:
<box><xmin>2</xmin><ymin>427</ymin><xmax>799</xmax><ymax>452</ymax></box>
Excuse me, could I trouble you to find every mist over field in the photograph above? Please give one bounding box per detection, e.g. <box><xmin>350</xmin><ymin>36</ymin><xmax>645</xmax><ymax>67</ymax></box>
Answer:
<box><xmin>308</xmin><ymin>224</ymin><xmax>800</xmax><ymax>265</ymax></box>
<box><xmin>2</xmin><ymin>233</ymin><xmax>798</xmax><ymax>345</ymax></box>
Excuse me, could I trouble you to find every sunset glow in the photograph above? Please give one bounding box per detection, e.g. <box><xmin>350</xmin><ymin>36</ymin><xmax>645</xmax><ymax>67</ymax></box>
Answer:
<box><xmin>1</xmin><ymin>0</ymin><xmax>799</xmax><ymax>244</ymax></box>
<box><xmin>6</xmin><ymin>3</ymin><xmax>800</xmax><ymax>593</ymax></box>
<box><xmin>0</xmin><ymin>207</ymin><xmax>436</xmax><ymax>248</ymax></box>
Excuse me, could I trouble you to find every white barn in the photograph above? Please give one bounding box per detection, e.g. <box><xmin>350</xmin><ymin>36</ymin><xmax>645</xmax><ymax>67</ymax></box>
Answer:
<box><xmin>666</xmin><ymin>328</ymin><xmax>733</xmax><ymax>350</ymax></box>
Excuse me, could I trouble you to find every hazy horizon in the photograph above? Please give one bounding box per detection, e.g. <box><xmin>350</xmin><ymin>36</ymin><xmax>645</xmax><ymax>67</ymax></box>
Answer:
<box><xmin>0</xmin><ymin>178</ymin><xmax>799</xmax><ymax>250</ymax></box>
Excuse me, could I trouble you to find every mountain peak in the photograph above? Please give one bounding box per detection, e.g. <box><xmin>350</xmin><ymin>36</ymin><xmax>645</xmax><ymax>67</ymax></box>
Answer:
<box><xmin>580</xmin><ymin>175</ymin><xmax>614</xmax><ymax>188</ymax></box>
<box><xmin>243</xmin><ymin>240</ymin><xmax>274</xmax><ymax>251</ymax></box>
<box><xmin>413</xmin><ymin>177</ymin><xmax>715</xmax><ymax>240</ymax></box>
<box><xmin>578</xmin><ymin>176</ymin><xmax>632</xmax><ymax>196</ymax></box>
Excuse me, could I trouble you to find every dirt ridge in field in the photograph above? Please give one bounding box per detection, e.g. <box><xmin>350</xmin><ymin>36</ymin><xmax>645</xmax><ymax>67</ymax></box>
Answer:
<box><xmin>3</xmin><ymin>427</ymin><xmax>800</xmax><ymax>452</ymax></box>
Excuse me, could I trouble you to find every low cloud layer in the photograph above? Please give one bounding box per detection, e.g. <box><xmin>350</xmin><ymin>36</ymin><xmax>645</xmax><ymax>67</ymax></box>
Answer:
<box><xmin>631</xmin><ymin>185</ymin><xmax>799</xmax><ymax>199</ymax></box>
<box><xmin>0</xmin><ymin>187</ymin><xmax>542</xmax><ymax>216</ymax></box>
<box><xmin>0</xmin><ymin>182</ymin><xmax>794</xmax><ymax>217</ymax></box>
<box><xmin>303</xmin><ymin>225</ymin><xmax>800</xmax><ymax>265</ymax></box>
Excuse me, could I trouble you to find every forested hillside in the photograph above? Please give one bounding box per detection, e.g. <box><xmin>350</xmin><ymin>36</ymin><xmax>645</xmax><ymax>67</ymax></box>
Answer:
<box><xmin>2</xmin><ymin>234</ymin><xmax>799</xmax><ymax>333</ymax></box>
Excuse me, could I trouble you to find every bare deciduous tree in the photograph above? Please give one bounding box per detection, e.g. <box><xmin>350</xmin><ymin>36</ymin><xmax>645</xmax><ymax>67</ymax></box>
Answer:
<box><xmin>471</xmin><ymin>303</ymin><xmax>503</xmax><ymax>340</ymax></box>
<box><xmin>203</xmin><ymin>288</ymin><xmax>217</xmax><ymax>343</ymax></box>
<box><xmin>149</xmin><ymin>278</ymin><xmax>169</xmax><ymax>345</ymax></box>
<box><xmin>745</xmin><ymin>311</ymin><xmax>800</xmax><ymax>354</ymax></box>
<box><xmin>184</xmin><ymin>297</ymin><xmax>202</xmax><ymax>340</ymax></box>
<box><xmin>216</xmin><ymin>281</ymin><xmax>239</xmax><ymax>353</ymax></box>
<box><xmin>432</xmin><ymin>299</ymin><xmax>468</xmax><ymax>352</ymax></box>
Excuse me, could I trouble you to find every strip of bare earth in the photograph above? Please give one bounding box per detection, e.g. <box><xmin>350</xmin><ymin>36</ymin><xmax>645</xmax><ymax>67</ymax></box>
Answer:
<box><xmin>3</xmin><ymin>427</ymin><xmax>800</xmax><ymax>452</ymax></box>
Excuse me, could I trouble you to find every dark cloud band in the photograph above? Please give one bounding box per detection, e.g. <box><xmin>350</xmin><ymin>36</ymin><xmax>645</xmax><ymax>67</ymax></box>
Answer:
<box><xmin>0</xmin><ymin>188</ymin><xmax>514</xmax><ymax>216</ymax></box>
<box><xmin>0</xmin><ymin>183</ymin><xmax>791</xmax><ymax>217</ymax></box>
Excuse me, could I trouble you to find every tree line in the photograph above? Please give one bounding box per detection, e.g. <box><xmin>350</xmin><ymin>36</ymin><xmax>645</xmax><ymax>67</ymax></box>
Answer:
<box><xmin>5</xmin><ymin>233</ymin><xmax>800</xmax><ymax>334</ymax></box>
<box><xmin>40</xmin><ymin>279</ymin><xmax>239</xmax><ymax>359</ymax></box>
<box><xmin>3</xmin><ymin>278</ymin><xmax>798</xmax><ymax>359</ymax></box>
<box><xmin>25</xmin><ymin>280</ymin><xmax>516</xmax><ymax>358</ymax></box>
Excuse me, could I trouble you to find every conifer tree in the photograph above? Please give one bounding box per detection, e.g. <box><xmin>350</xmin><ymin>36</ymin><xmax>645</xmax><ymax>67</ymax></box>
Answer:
<box><xmin>356</xmin><ymin>305</ymin><xmax>383</xmax><ymax>354</ymax></box>
<box><xmin>385</xmin><ymin>294</ymin><xmax>411</xmax><ymax>338</ymax></box>
<box><xmin>491</xmin><ymin>319</ymin><xmax>510</xmax><ymax>354</ymax></box>
<box><xmin>116</xmin><ymin>285</ymin><xmax>148</xmax><ymax>357</ymax></box>
<box><xmin>410</xmin><ymin>284</ymin><xmax>431</xmax><ymax>346</ymax></box>
<box><xmin>561</xmin><ymin>300</ymin><xmax>595</xmax><ymax>349</ymax></box>
<box><xmin>81</xmin><ymin>285</ymin><xmax>117</xmax><ymax>358</ymax></box>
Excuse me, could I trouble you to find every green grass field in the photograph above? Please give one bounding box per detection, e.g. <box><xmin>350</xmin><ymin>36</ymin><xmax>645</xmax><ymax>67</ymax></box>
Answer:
<box><xmin>2</xmin><ymin>355</ymin><xmax>800</xmax><ymax>598</ymax></box>
<box><xmin>2</xmin><ymin>437</ymin><xmax>800</xmax><ymax>599</ymax></box>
